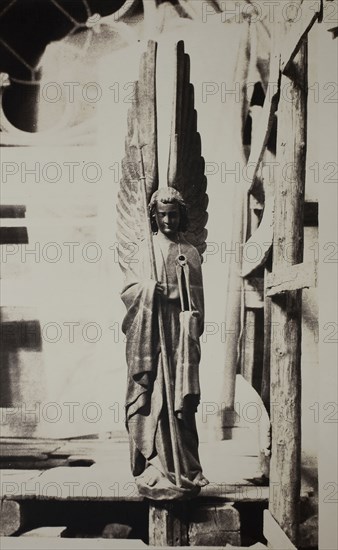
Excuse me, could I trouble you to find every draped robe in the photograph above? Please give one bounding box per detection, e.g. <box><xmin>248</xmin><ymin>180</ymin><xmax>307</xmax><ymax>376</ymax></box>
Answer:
<box><xmin>121</xmin><ymin>232</ymin><xmax>204</xmax><ymax>487</ymax></box>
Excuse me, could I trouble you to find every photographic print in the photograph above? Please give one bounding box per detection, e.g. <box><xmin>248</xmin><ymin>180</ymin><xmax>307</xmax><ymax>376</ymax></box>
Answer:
<box><xmin>0</xmin><ymin>1</ymin><xmax>337</xmax><ymax>549</ymax></box>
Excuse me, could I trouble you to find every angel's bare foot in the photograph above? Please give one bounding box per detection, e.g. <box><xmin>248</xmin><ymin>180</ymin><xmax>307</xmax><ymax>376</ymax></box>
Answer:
<box><xmin>140</xmin><ymin>465</ymin><xmax>162</xmax><ymax>487</ymax></box>
<box><xmin>193</xmin><ymin>471</ymin><xmax>209</xmax><ymax>487</ymax></box>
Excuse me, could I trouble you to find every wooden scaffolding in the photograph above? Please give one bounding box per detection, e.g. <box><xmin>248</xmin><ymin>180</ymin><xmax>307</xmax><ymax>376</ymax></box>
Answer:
<box><xmin>221</xmin><ymin>1</ymin><xmax>324</xmax><ymax>547</ymax></box>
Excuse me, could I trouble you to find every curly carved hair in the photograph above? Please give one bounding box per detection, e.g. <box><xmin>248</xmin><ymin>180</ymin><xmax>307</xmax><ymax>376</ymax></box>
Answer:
<box><xmin>149</xmin><ymin>187</ymin><xmax>189</xmax><ymax>233</ymax></box>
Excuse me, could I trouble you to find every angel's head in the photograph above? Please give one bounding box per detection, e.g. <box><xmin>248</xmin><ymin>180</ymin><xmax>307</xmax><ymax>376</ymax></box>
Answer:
<box><xmin>149</xmin><ymin>187</ymin><xmax>188</xmax><ymax>236</ymax></box>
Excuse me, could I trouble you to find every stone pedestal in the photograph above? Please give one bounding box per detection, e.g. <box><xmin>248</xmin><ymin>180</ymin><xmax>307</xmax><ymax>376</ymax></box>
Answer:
<box><xmin>149</xmin><ymin>502</ymin><xmax>188</xmax><ymax>546</ymax></box>
<box><xmin>188</xmin><ymin>502</ymin><xmax>241</xmax><ymax>546</ymax></box>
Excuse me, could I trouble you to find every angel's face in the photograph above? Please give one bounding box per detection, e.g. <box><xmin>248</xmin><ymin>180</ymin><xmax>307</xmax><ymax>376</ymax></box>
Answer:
<box><xmin>154</xmin><ymin>202</ymin><xmax>181</xmax><ymax>237</ymax></box>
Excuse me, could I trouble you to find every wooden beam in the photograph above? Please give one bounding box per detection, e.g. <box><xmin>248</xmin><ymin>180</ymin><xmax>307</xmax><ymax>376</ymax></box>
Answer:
<box><xmin>244</xmin><ymin>278</ymin><xmax>264</xmax><ymax>309</ymax></box>
<box><xmin>2</xmin><ymin>544</ymin><xmax>262</xmax><ymax>550</ymax></box>
<box><xmin>281</xmin><ymin>0</ymin><xmax>322</xmax><ymax>74</ymax></box>
<box><xmin>241</xmin><ymin>310</ymin><xmax>256</xmax><ymax>386</ymax></box>
<box><xmin>268</xmin><ymin>31</ymin><xmax>307</xmax><ymax>546</ymax></box>
<box><xmin>261</xmin><ymin>269</ymin><xmax>272</xmax><ymax>411</ymax></box>
<box><xmin>0</xmin><ymin>537</ymin><xmax>148</xmax><ymax>550</ymax></box>
<box><xmin>263</xmin><ymin>510</ymin><xmax>297</xmax><ymax>550</ymax></box>
<box><xmin>266</xmin><ymin>262</ymin><xmax>317</xmax><ymax>296</ymax></box>
<box><xmin>0</xmin><ymin>227</ymin><xmax>28</xmax><ymax>245</ymax></box>
<box><xmin>222</xmin><ymin>1</ymin><xmax>319</xmax><ymax>419</ymax></box>
<box><xmin>220</xmin><ymin>183</ymin><xmax>245</xmax><ymax>412</ymax></box>
<box><xmin>242</xmin><ymin>197</ymin><xmax>274</xmax><ymax>278</ymax></box>
<box><xmin>20</xmin><ymin>527</ymin><xmax>67</xmax><ymax>537</ymax></box>
<box><xmin>242</xmin><ymin>200</ymin><xmax>318</xmax><ymax>279</ymax></box>
<box><xmin>245</xmin><ymin>0</ymin><xmax>321</xmax><ymax>202</ymax></box>
<box><xmin>246</xmin><ymin>50</ymin><xmax>280</xmax><ymax>196</ymax></box>
<box><xmin>0</xmin><ymin>206</ymin><xmax>26</xmax><ymax>218</ymax></box>
<box><xmin>246</xmin><ymin>0</ymin><xmax>320</xmax><ymax>197</ymax></box>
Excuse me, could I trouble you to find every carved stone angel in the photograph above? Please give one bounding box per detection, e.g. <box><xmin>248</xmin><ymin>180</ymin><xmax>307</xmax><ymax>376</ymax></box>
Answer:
<box><xmin>117</xmin><ymin>41</ymin><xmax>209</xmax><ymax>499</ymax></box>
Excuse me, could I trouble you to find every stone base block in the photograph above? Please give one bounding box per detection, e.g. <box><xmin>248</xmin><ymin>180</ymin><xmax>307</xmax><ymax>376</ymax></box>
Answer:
<box><xmin>188</xmin><ymin>502</ymin><xmax>241</xmax><ymax>546</ymax></box>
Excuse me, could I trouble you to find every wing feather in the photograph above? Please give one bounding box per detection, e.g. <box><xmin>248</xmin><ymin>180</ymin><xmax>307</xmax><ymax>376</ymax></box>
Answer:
<box><xmin>116</xmin><ymin>41</ymin><xmax>158</xmax><ymax>274</ymax></box>
<box><xmin>167</xmin><ymin>41</ymin><xmax>208</xmax><ymax>256</ymax></box>
<box><xmin>117</xmin><ymin>39</ymin><xmax>207</xmax><ymax>272</ymax></box>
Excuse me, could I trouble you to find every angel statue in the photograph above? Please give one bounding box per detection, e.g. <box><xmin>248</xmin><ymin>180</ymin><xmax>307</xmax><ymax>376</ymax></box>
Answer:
<box><xmin>117</xmin><ymin>40</ymin><xmax>209</xmax><ymax>500</ymax></box>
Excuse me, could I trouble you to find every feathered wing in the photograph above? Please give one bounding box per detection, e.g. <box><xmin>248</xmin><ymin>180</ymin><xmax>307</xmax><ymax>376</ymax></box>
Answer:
<box><xmin>167</xmin><ymin>41</ymin><xmax>208</xmax><ymax>256</ymax></box>
<box><xmin>116</xmin><ymin>40</ymin><xmax>158</xmax><ymax>275</ymax></box>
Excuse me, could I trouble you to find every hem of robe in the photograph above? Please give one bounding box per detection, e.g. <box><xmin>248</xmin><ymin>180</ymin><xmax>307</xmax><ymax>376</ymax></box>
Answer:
<box><xmin>135</xmin><ymin>473</ymin><xmax>201</xmax><ymax>500</ymax></box>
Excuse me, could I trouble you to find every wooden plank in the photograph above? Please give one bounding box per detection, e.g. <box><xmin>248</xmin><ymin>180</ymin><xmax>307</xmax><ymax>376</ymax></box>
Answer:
<box><xmin>1</xmin><ymin>467</ymin><xmax>143</xmax><ymax>502</ymax></box>
<box><xmin>220</xmin><ymin>30</ymin><xmax>281</xmax><ymax>414</ymax></box>
<box><xmin>0</xmin><ymin>460</ymin><xmax>68</xmax><ymax>470</ymax></box>
<box><xmin>244</xmin><ymin>1</ymin><xmax>320</xmax><ymax>242</ymax></box>
<box><xmin>1</xmin><ymin>479</ymin><xmax>269</xmax><ymax>503</ymax></box>
<box><xmin>0</xmin><ymin>450</ymin><xmax>49</xmax><ymax>459</ymax></box>
<box><xmin>266</xmin><ymin>261</ymin><xmax>317</xmax><ymax>296</ymax></box>
<box><xmin>21</xmin><ymin>527</ymin><xmax>66</xmax><ymax>537</ymax></box>
<box><xmin>0</xmin><ymin>438</ymin><xmax>128</xmax><ymax>463</ymax></box>
<box><xmin>50</xmin><ymin>440</ymin><xmax>127</xmax><ymax>456</ymax></box>
<box><xmin>0</xmin><ymin>218</ymin><xmax>97</xmax><ymax>227</ymax></box>
<box><xmin>245</xmin><ymin>276</ymin><xmax>264</xmax><ymax>303</ymax></box>
<box><xmin>220</xmin><ymin>184</ymin><xmax>245</xmax><ymax>412</ymax></box>
<box><xmin>245</xmin><ymin>49</ymin><xmax>280</xmax><ymax>196</ymax></box>
<box><xmin>0</xmin><ymin>470</ymin><xmax>41</xmax><ymax>499</ymax></box>
<box><xmin>242</xmin><ymin>197</ymin><xmax>274</xmax><ymax>278</ymax></box>
<box><xmin>0</xmin><ymin>438</ymin><xmax>272</xmax><ymax>504</ymax></box>
<box><xmin>0</xmin><ymin>440</ymin><xmax>62</xmax><ymax>460</ymax></box>
<box><xmin>0</xmin><ymin>542</ymin><xmax>267</xmax><ymax>550</ymax></box>
<box><xmin>200</xmin><ymin>484</ymin><xmax>269</xmax><ymax>502</ymax></box>
<box><xmin>0</xmin><ymin>227</ymin><xmax>28</xmax><ymax>245</ymax></box>
<box><xmin>0</xmin><ymin>538</ymin><xmax>147</xmax><ymax>550</ymax></box>
<box><xmin>263</xmin><ymin>510</ymin><xmax>297</xmax><ymax>550</ymax></box>
<box><xmin>281</xmin><ymin>0</ymin><xmax>322</xmax><ymax>74</ymax></box>
<box><xmin>241</xmin><ymin>310</ymin><xmax>256</xmax><ymax>387</ymax></box>
<box><xmin>0</xmin><ymin>206</ymin><xmax>26</xmax><ymax>218</ymax></box>
<box><xmin>0</xmin><ymin>540</ymin><xmax>266</xmax><ymax>550</ymax></box>
<box><xmin>0</xmin><ymin>470</ymin><xmax>41</xmax><ymax>483</ymax></box>
<box><xmin>268</xmin><ymin>33</ymin><xmax>307</xmax><ymax>546</ymax></box>
<box><xmin>0</xmin><ymin>438</ymin><xmax>61</xmax><ymax>447</ymax></box>
<box><xmin>261</xmin><ymin>269</ymin><xmax>272</xmax><ymax>410</ymax></box>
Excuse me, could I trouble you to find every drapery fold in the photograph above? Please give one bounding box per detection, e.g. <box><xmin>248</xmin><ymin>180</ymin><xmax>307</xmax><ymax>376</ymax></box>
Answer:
<box><xmin>121</xmin><ymin>235</ymin><xmax>204</xmax><ymax>479</ymax></box>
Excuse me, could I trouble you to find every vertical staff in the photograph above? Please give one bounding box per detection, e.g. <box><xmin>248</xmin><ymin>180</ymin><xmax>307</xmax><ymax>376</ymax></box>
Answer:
<box><xmin>136</xmin><ymin>141</ymin><xmax>182</xmax><ymax>488</ymax></box>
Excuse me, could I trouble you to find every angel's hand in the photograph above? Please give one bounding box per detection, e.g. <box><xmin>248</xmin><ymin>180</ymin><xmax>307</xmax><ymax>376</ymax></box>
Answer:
<box><xmin>155</xmin><ymin>282</ymin><xmax>165</xmax><ymax>297</ymax></box>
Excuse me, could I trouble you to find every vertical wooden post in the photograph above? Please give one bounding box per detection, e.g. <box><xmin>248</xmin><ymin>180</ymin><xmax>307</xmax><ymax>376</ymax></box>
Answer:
<box><xmin>219</xmin><ymin>24</ymin><xmax>257</xmax><ymax>428</ymax></box>
<box><xmin>241</xmin><ymin>197</ymin><xmax>263</xmax><ymax>389</ymax></box>
<box><xmin>261</xmin><ymin>268</ymin><xmax>272</xmax><ymax>411</ymax></box>
<box><xmin>221</xmin><ymin>184</ymin><xmax>246</xmax><ymax>413</ymax></box>
<box><xmin>269</xmin><ymin>34</ymin><xmax>307</xmax><ymax>546</ymax></box>
<box><xmin>241</xmin><ymin>309</ymin><xmax>256</xmax><ymax>385</ymax></box>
